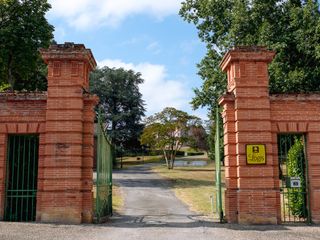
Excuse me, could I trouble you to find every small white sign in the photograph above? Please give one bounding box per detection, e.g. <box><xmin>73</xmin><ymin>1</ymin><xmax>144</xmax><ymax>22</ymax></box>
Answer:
<box><xmin>290</xmin><ymin>177</ymin><xmax>301</xmax><ymax>188</ymax></box>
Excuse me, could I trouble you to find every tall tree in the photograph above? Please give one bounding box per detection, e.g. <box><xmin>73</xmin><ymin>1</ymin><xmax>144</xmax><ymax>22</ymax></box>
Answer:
<box><xmin>90</xmin><ymin>67</ymin><xmax>146</xmax><ymax>150</ymax></box>
<box><xmin>188</xmin><ymin>124</ymin><xmax>209</xmax><ymax>153</ymax></box>
<box><xmin>140</xmin><ymin>107</ymin><xmax>200</xmax><ymax>169</ymax></box>
<box><xmin>180</xmin><ymin>0</ymin><xmax>320</xmax><ymax>160</ymax></box>
<box><xmin>0</xmin><ymin>0</ymin><xmax>54</xmax><ymax>90</ymax></box>
<box><xmin>180</xmin><ymin>0</ymin><xmax>320</xmax><ymax>115</ymax></box>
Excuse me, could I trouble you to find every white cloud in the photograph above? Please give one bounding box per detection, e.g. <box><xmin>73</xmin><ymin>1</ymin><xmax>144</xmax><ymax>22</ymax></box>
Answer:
<box><xmin>97</xmin><ymin>59</ymin><xmax>191</xmax><ymax>116</ymax></box>
<box><xmin>48</xmin><ymin>0</ymin><xmax>183</xmax><ymax>30</ymax></box>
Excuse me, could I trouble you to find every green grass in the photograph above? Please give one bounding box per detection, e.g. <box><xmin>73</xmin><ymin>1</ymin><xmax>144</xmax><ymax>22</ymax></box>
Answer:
<box><xmin>112</xmin><ymin>184</ymin><xmax>124</xmax><ymax>213</ymax></box>
<box><xmin>92</xmin><ymin>183</ymin><xmax>124</xmax><ymax>214</ymax></box>
<box><xmin>152</xmin><ymin>163</ymin><xmax>225</xmax><ymax>217</ymax></box>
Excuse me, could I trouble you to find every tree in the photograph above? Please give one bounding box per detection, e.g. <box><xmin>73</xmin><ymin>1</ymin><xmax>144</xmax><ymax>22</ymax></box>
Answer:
<box><xmin>180</xmin><ymin>0</ymin><xmax>320</xmax><ymax>162</ymax></box>
<box><xmin>140</xmin><ymin>107</ymin><xmax>200</xmax><ymax>169</ymax></box>
<box><xmin>0</xmin><ymin>0</ymin><xmax>54</xmax><ymax>91</ymax></box>
<box><xmin>90</xmin><ymin>67</ymin><xmax>146</xmax><ymax>151</ymax></box>
<box><xmin>188</xmin><ymin>124</ymin><xmax>209</xmax><ymax>152</ymax></box>
<box><xmin>180</xmin><ymin>0</ymin><xmax>320</xmax><ymax>114</ymax></box>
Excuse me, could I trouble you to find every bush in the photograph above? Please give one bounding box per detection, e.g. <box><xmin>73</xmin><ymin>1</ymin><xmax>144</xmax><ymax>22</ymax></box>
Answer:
<box><xmin>147</xmin><ymin>150</ymin><xmax>186</xmax><ymax>156</ymax></box>
<box><xmin>148</xmin><ymin>150</ymin><xmax>164</xmax><ymax>156</ymax></box>
<box><xmin>176</xmin><ymin>151</ymin><xmax>185</xmax><ymax>156</ymax></box>
<box><xmin>287</xmin><ymin>137</ymin><xmax>307</xmax><ymax>218</ymax></box>
<box><xmin>185</xmin><ymin>152</ymin><xmax>204</xmax><ymax>156</ymax></box>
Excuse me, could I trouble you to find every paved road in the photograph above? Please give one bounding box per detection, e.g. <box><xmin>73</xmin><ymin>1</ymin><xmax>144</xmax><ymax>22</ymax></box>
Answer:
<box><xmin>112</xmin><ymin>164</ymin><xmax>201</xmax><ymax>226</ymax></box>
<box><xmin>0</xmin><ymin>164</ymin><xmax>320</xmax><ymax>240</ymax></box>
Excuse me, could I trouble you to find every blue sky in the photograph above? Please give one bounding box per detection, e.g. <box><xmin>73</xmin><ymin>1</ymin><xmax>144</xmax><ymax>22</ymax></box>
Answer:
<box><xmin>47</xmin><ymin>0</ymin><xmax>208</xmax><ymax>119</ymax></box>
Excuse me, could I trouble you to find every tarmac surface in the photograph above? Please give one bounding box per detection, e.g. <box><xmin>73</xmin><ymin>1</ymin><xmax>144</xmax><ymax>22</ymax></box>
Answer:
<box><xmin>0</xmin><ymin>164</ymin><xmax>320</xmax><ymax>240</ymax></box>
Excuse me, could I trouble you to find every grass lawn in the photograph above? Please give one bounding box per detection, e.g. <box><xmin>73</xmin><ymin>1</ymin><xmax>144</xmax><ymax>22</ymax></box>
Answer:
<box><xmin>92</xmin><ymin>183</ymin><xmax>124</xmax><ymax>215</ymax></box>
<box><xmin>112</xmin><ymin>184</ymin><xmax>124</xmax><ymax>213</ymax></box>
<box><xmin>152</xmin><ymin>162</ymin><xmax>225</xmax><ymax>218</ymax></box>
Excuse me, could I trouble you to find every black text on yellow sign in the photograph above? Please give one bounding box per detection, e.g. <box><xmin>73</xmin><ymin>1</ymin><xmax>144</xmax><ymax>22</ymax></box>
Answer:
<box><xmin>246</xmin><ymin>144</ymin><xmax>266</xmax><ymax>165</ymax></box>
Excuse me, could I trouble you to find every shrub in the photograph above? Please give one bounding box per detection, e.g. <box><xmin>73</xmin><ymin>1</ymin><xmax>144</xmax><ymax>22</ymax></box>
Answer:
<box><xmin>287</xmin><ymin>137</ymin><xmax>307</xmax><ymax>218</ymax></box>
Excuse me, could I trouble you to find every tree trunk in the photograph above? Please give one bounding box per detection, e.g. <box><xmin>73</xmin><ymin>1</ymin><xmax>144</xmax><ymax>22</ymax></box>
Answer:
<box><xmin>171</xmin><ymin>155</ymin><xmax>175</xmax><ymax>169</ymax></box>
<box><xmin>163</xmin><ymin>149</ymin><xmax>170</xmax><ymax>169</ymax></box>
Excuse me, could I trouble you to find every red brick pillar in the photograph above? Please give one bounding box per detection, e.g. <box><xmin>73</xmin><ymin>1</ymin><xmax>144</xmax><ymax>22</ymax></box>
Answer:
<box><xmin>219</xmin><ymin>94</ymin><xmax>237</xmax><ymax>223</ymax></box>
<box><xmin>39</xmin><ymin>43</ymin><xmax>97</xmax><ymax>223</ymax></box>
<box><xmin>306</xmin><ymin>125</ymin><xmax>320</xmax><ymax>223</ymax></box>
<box><xmin>219</xmin><ymin>47</ymin><xmax>279</xmax><ymax>224</ymax></box>
<box><xmin>81</xmin><ymin>97</ymin><xmax>97</xmax><ymax>223</ymax></box>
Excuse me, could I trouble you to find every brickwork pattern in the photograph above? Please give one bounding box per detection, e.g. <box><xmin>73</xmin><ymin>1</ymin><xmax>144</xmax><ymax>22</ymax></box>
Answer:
<box><xmin>0</xmin><ymin>43</ymin><xmax>98</xmax><ymax>224</ymax></box>
<box><xmin>219</xmin><ymin>46</ymin><xmax>320</xmax><ymax>224</ymax></box>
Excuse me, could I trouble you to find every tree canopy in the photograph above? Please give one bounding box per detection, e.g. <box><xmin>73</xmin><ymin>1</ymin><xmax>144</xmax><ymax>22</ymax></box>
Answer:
<box><xmin>0</xmin><ymin>0</ymin><xmax>54</xmax><ymax>91</ymax></box>
<box><xmin>140</xmin><ymin>107</ymin><xmax>201</xmax><ymax>169</ymax></box>
<box><xmin>188</xmin><ymin>124</ymin><xmax>209</xmax><ymax>152</ymax></box>
<box><xmin>180</xmin><ymin>0</ymin><xmax>320</xmax><ymax>116</ymax></box>
<box><xmin>90</xmin><ymin>67</ymin><xmax>146</xmax><ymax>150</ymax></box>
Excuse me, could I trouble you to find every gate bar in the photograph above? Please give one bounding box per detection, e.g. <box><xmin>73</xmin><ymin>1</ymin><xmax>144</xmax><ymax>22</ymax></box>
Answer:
<box><xmin>21</xmin><ymin>136</ymin><xmax>26</xmax><ymax>221</ymax></box>
<box><xmin>303</xmin><ymin>135</ymin><xmax>312</xmax><ymax>224</ymax></box>
<box><xmin>15</xmin><ymin>136</ymin><xmax>20</xmax><ymax>221</ymax></box>
<box><xmin>32</xmin><ymin>136</ymin><xmax>37</xmax><ymax>221</ymax></box>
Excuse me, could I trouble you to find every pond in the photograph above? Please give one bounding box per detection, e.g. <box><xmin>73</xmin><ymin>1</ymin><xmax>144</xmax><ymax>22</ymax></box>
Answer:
<box><xmin>174</xmin><ymin>160</ymin><xmax>208</xmax><ymax>167</ymax></box>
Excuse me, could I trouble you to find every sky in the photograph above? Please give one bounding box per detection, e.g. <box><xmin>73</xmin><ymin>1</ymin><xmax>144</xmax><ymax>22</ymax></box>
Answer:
<box><xmin>46</xmin><ymin>0</ymin><xmax>208</xmax><ymax>120</ymax></box>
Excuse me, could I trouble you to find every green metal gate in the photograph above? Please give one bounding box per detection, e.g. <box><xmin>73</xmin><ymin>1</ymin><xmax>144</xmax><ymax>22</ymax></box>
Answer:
<box><xmin>278</xmin><ymin>134</ymin><xmax>310</xmax><ymax>223</ymax></box>
<box><xmin>4</xmin><ymin>135</ymin><xmax>39</xmax><ymax>222</ymax></box>
<box><xmin>95</xmin><ymin>114</ymin><xmax>113</xmax><ymax>222</ymax></box>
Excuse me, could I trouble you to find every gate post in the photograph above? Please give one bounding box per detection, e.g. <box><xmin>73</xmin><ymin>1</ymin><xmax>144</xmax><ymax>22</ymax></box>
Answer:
<box><xmin>39</xmin><ymin>43</ymin><xmax>98</xmax><ymax>223</ymax></box>
<box><xmin>219</xmin><ymin>47</ymin><xmax>279</xmax><ymax>224</ymax></box>
<box><xmin>219</xmin><ymin>93</ymin><xmax>237</xmax><ymax>223</ymax></box>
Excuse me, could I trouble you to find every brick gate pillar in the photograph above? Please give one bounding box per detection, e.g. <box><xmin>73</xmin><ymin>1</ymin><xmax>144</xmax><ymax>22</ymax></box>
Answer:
<box><xmin>219</xmin><ymin>93</ymin><xmax>237</xmax><ymax>223</ymax></box>
<box><xmin>219</xmin><ymin>47</ymin><xmax>279</xmax><ymax>224</ymax></box>
<box><xmin>39</xmin><ymin>43</ymin><xmax>97</xmax><ymax>223</ymax></box>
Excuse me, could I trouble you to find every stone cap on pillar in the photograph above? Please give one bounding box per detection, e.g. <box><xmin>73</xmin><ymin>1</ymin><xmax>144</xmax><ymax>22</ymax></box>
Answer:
<box><xmin>40</xmin><ymin>42</ymin><xmax>97</xmax><ymax>71</ymax></box>
<box><xmin>40</xmin><ymin>42</ymin><xmax>97</xmax><ymax>90</ymax></box>
<box><xmin>219</xmin><ymin>46</ymin><xmax>275</xmax><ymax>72</ymax></box>
<box><xmin>219</xmin><ymin>46</ymin><xmax>275</xmax><ymax>93</ymax></box>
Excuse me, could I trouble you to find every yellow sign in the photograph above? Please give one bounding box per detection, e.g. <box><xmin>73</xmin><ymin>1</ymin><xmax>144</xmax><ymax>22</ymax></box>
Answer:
<box><xmin>246</xmin><ymin>144</ymin><xmax>266</xmax><ymax>165</ymax></box>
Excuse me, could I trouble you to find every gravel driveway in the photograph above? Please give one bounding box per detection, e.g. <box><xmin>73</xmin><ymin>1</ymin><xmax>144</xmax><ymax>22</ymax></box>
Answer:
<box><xmin>0</xmin><ymin>164</ymin><xmax>319</xmax><ymax>240</ymax></box>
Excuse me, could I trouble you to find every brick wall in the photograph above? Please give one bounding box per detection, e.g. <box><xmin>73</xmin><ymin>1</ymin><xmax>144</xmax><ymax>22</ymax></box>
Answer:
<box><xmin>0</xmin><ymin>43</ymin><xmax>98</xmax><ymax>224</ymax></box>
<box><xmin>219</xmin><ymin>46</ymin><xmax>320</xmax><ymax>224</ymax></box>
<box><xmin>270</xmin><ymin>94</ymin><xmax>320</xmax><ymax>223</ymax></box>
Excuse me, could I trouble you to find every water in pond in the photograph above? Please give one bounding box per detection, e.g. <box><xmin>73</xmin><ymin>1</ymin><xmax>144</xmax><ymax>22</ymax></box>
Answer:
<box><xmin>174</xmin><ymin>160</ymin><xmax>207</xmax><ymax>167</ymax></box>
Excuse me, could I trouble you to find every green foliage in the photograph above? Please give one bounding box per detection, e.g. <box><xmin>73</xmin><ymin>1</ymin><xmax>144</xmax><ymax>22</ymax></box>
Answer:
<box><xmin>90</xmin><ymin>67</ymin><xmax>146</xmax><ymax>150</ymax></box>
<box><xmin>184</xmin><ymin>151</ymin><xmax>204</xmax><ymax>156</ymax></box>
<box><xmin>204</xmin><ymin>112</ymin><xmax>224</xmax><ymax>161</ymax></box>
<box><xmin>188</xmin><ymin>125</ymin><xmax>209</xmax><ymax>152</ymax></box>
<box><xmin>180</xmin><ymin>0</ymin><xmax>320</xmax><ymax>166</ymax></box>
<box><xmin>287</xmin><ymin>137</ymin><xmax>307</xmax><ymax>218</ymax></box>
<box><xmin>140</xmin><ymin>107</ymin><xmax>201</xmax><ymax>169</ymax></box>
<box><xmin>0</xmin><ymin>0</ymin><xmax>54</xmax><ymax>90</ymax></box>
<box><xmin>0</xmin><ymin>82</ymin><xmax>10</xmax><ymax>91</ymax></box>
<box><xmin>180</xmin><ymin>0</ymin><xmax>320</xmax><ymax>113</ymax></box>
